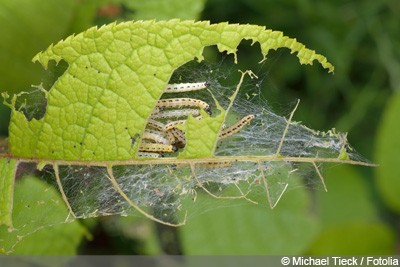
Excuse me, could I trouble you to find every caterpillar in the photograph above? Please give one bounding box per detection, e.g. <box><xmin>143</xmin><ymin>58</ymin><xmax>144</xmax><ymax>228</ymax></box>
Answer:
<box><xmin>150</xmin><ymin>108</ymin><xmax>201</xmax><ymax>120</ymax></box>
<box><xmin>219</xmin><ymin>115</ymin><xmax>255</xmax><ymax>139</ymax></box>
<box><xmin>142</xmin><ymin>130</ymin><xmax>169</xmax><ymax>145</ymax></box>
<box><xmin>156</xmin><ymin>98</ymin><xmax>211</xmax><ymax>114</ymax></box>
<box><xmin>139</xmin><ymin>142</ymin><xmax>177</xmax><ymax>153</ymax></box>
<box><xmin>164</xmin><ymin>81</ymin><xmax>210</xmax><ymax>93</ymax></box>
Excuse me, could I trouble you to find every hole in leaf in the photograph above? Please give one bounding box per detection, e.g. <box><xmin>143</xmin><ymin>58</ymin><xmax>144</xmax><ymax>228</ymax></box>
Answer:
<box><xmin>41</xmin><ymin>59</ymin><xmax>69</xmax><ymax>91</ymax></box>
<box><xmin>14</xmin><ymin>59</ymin><xmax>69</xmax><ymax>121</ymax></box>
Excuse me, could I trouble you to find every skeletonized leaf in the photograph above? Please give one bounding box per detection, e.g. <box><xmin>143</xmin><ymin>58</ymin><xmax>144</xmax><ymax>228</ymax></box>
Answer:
<box><xmin>7</xmin><ymin>20</ymin><xmax>333</xmax><ymax>160</ymax></box>
<box><xmin>0</xmin><ymin>20</ymin><xmax>372</xmax><ymax>229</ymax></box>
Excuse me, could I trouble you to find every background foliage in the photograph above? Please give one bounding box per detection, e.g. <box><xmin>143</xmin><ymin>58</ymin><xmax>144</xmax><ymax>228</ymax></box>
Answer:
<box><xmin>0</xmin><ymin>0</ymin><xmax>398</xmax><ymax>255</ymax></box>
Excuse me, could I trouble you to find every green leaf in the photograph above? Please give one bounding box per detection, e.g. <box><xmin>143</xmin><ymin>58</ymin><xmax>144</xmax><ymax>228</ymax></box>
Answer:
<box><xmin>308</xmin><ymin>223</ymin><xmax>395</xmax><ymax>255</ymax></box>
<box><xmin>10</xmin><ymin>223</ymin><xmax>86</xmax><ymax>255</ymax></box>
<box><xmin>178</xmin><ymin>110</ymin><xmax>225</xmax><ymax>158</ymax></box>
<box><xmin>308</xmin><ymin>165</ymin><xmax>395</xmax><ymax>254</ymax></box>
<box><xmin>8</xmin><ymin>20</ymin><xmax>334</xmax><ymax>161</ymax></box>
<box><xmin>0</xmin><ymin>176</ymin><xmax>88</xmax><ymax>254</ymax></box>
<box><xmin>179</xmin><ymin>180</ymin><xmax>319</xmax><ymax>254</ymax></box>
<box><xmin>0</xmin><ymin>158</ymin><xmax>17</xmax><ymax>228</ymax></box>
<box><xmin>315</xmin><ymin>165</ymin><xmax>377</xmax><ymax>225</ymax></box>
<box><xmin>3</xmin><ymin>20</ymin><xmax>374</xmax><ymax>228</ymax></box>
<box><xmin>375</xmin><ymin>93</ymin><xmax>400</xmax><ymax>213</ymax></box>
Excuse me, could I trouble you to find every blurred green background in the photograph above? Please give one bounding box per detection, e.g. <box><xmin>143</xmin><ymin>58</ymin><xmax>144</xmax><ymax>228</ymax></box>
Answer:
<box><xmin>0</xmin><ymin>0</ymin><xmax>399</xmax><ymax>255</ymax></box>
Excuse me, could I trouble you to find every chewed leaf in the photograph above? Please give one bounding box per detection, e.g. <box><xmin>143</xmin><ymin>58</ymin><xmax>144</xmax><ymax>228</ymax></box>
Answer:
<box><xmin>7</xmin><ymin>20</ymin><xmax>333</xmax><ymax>160</ymax></box>
<box><xmin>177</xmin><ymin>110</ymin><xmax>225</xmax><ymax>158</ymax></box>
<box><xmin>1</xmin><ymin>20</ymin><xmax>373</xmax><ymax>228</ymax></box>
<box><xmin>178</xmin><ymin>70</ymin><xmax>253</xmax><ymax>158</ymax></box>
